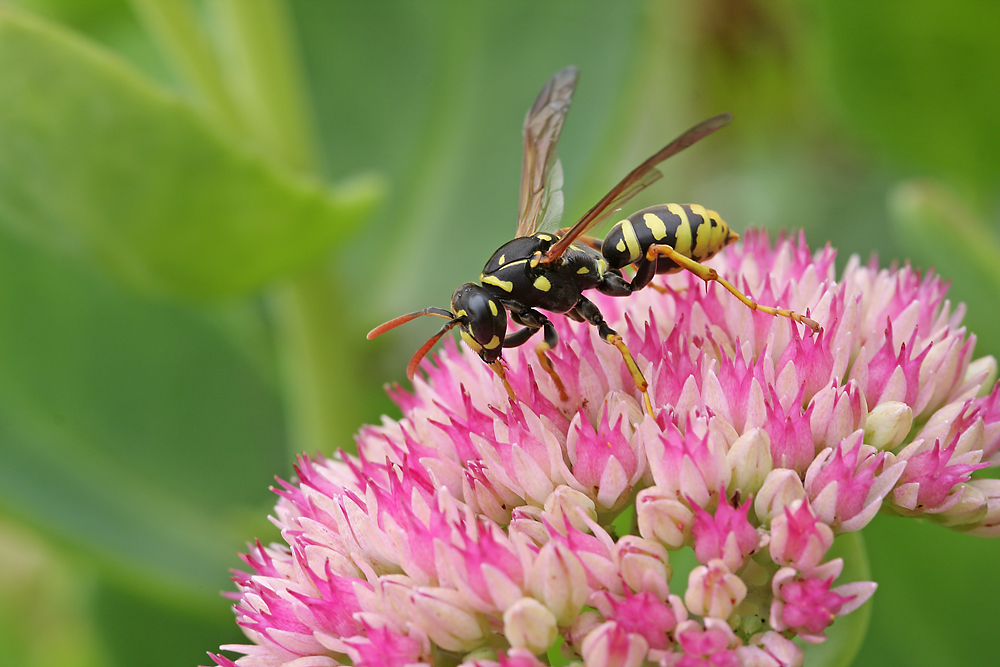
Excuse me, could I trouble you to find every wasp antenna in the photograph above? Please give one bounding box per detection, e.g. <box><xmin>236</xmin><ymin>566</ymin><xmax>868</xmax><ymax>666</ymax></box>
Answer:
<box><xmin>406</xmin><ymin>320</ymin><xmax>461</xmax><ymax>380</ymax></box>
<box><xmin>367</xmin><ymin>307</ymin><xmax>455</xmax><ymax>340</ymax></box>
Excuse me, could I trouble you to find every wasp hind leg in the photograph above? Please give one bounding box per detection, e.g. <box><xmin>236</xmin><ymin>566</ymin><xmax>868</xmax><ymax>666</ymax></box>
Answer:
<box><xmin>572</xmin><ymin>296</ymin><xmax>653</xmax><ymax>414</ymax></box>
<box><xmin>506</xmin><ymin>309</ymin><xmax>569</xmax><ymax>401</ymax></box>
<box><xmin>645</xmin><ymin>244</ymin><xmax>821</xmax><ymax>334</ymax></box>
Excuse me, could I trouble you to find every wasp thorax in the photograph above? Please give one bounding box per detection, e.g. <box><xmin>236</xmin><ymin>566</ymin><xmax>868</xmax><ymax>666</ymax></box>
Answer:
<box><xmin>451</xmin><ymin>283</ymin><xmax>506</xmax><ymax>362</ymax></box>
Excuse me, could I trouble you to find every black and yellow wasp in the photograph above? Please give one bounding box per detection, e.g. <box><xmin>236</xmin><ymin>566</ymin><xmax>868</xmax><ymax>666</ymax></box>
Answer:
<box><xmin>369</xmin><ymin>67</ymin><xmax>819</xmax><ymax>412</ymax></box>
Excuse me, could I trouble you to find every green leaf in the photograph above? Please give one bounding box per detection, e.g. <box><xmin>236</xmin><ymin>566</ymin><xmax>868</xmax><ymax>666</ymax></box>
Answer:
<box><xmin>0</xmin><ymin>225</ymin><xmax>286</xmax><ymax>604</ymax></box>
<box><xmin>0</xmin><ymin>7</ymin><xmax>382</xmax><ymax>299</ymax></box>
<box><xmin>813</xmin><ymin>0</ymin><xmax>1000</xmax><ymax>200</ymax></box>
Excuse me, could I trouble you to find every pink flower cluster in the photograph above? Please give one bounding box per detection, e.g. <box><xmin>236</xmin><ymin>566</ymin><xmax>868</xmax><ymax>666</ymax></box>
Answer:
<box><xmin>210</xmin><ymin>232</ymin><xmax>1000</xmax><ymax>667</ymax></box>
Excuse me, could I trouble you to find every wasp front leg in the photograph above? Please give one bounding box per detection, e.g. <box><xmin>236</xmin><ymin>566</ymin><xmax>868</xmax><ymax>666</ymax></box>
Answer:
<box><xmin>571</xmin><ymin>296</ymin><xmax>653</xmax><ymax>414</ymax></box>
<box><xmin>645</xmin><ymin>244</ymin><xmax>820</xmax><ymax>334</ymax></box>
<box><xmin>506</xmin><ymin>308</ymin><xmax>569</xmax><ymax>401</ymax></box>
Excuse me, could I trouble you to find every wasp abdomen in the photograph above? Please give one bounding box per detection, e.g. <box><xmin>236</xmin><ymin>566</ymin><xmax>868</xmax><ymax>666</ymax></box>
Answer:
<box><xmin>602</xmin><ymin>204</ymin><xmax>737</xmax><ymax>274</ymax></box>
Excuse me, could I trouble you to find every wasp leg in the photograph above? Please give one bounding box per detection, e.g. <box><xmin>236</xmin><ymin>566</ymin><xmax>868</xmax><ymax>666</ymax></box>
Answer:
<box><xmin>488</xmin><ymin>360</ymin><xmax>517</xmax><ymax>401</ymax></box>
<box><xmin>595</xmin><ymin>268</ymin><xmax>633</xmax><ymax>297</ymax></box>
<box><xmin>571</xmin><ymin>296</ymin><xmax>653</xmax><ymax>414</ymax></box>
<box><xmin>646</xmin><ymin>244</ymin><xmax>821</xmax><ymax>334</ymax></box>
<box><xmin>509</xmin><ymin>308</ymin><xmax>569</xmax><ymax>401</ymax></box>
<box><xmin>501</xmin><ymin>325</ymin><xmax>540</xmax><ymax>348</ymax></box>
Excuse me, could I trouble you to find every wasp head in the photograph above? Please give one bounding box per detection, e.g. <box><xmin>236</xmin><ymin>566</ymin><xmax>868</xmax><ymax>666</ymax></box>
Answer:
<box><xmin>451</xmin><ymin>283</ymin><xmax>507</xmax><ymax>363</ymax></box>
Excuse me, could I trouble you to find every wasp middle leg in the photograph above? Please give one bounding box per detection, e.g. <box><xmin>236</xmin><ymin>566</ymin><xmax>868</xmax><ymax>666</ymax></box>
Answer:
<box><xmin>571</xmin><ymin>296</ymin><xmax>653</xmax><ymax>414</ymax></box>
<box><xmin>505</xmin><ymin>307</ymin><xmax>569</xmax><ymax>401</ymax></box>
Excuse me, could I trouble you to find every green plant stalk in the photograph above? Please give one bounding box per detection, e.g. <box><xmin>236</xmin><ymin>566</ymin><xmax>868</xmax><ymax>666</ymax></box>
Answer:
<box><xmin>132</xmin><ymin>0</ymin><xmax>364</xmax><ymax>452</ymax></box>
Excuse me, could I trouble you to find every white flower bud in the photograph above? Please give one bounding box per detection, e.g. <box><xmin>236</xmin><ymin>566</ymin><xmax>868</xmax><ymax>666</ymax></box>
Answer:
<box><xmin>727</xmin><ymin>428</ymin><xmax>773</xmax><ymax>497</ymax></box>
<box><xmin>614</xmin><ymin>535</ymin><xmax>672</xmax><ymax>598</ymax></box>
<box><xmin>411</xmin><ymin>586</ymin><xmax>490</xmax><ymax>652</ymax></box>
<box><xmin>754</xmin><ymin>469</ymin><xmax>806</xmax><ymax>525</ymax></box>
<box><xmin>966</xmin><ymin>355</ymin><xmax>998</xmax><ymax>396</ymax></box>
<box><xmin>684</xmin><ymin>559</ymin><xmax>747</xmax><ymax>619</ymax></box>
<box><xmin>956</xmin><ymin>479</ymin><xmax>1000</xmax><ymax>537</ymax></box>
<box><xmin>928</xmin><ymin>483</ymin><xmax>988</xmax><ymax>528</ymax></box>
<box><xmin>543</xmin><ymin>485</ymin><xmax>597</xmax><ymax>535</ymax></box>
<box><xmin>865</xmin><ymin>401</ymin><xmax>912</xmax><ymax>450</ymax></box>
<box><xmin>636</xmin><ymin>486</ymin><xmax>693</xmax><ymax>549</ymax></box>
<box><xmin>503</xmin><ymin>597</ymin><xmax>558</xmax><ymax>655</ymax></box>
<box><xmin>528</xmin><ymin>542</ymin><xmax>589</xmax><ymax>625</ymax></box>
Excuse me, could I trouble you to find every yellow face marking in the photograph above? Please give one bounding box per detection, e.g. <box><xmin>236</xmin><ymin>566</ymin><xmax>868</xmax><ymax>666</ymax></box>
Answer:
<box><xmin>460</xmin><ymin>329</ymin><xmax>483</xmax><ymax>351</ymax></box>
<box><xmin>498</xmin><ymin>254</ymin><xmax>506</xmax><ymax>265</ymax></box>
<box><xmin>455</xmin><ymin>309</ymin><xmax>467</xmax><ymax>318</ymax></box>
<box><xmin>666</xmin><ymin>204</ymin><xmax>692</xmax><ymax>257</ymax></box>
<box><xmin>484</xmin><ymin>335</ymin><xmax>501</xmax><ymax>350</ymax></box>
<box><xmin>643</xmin><ymin>212</ymin><xmax>668</xmax><ymax>241</ymax></box>
<box><xmin>482</xmin><ymin>274</ymin><xmax>514</xmax><ymax>292</ymax></box>
<box><xmin>577</xmin><ymin>266</ymin><xmax>589</xmax><ymax>274</ymax></box>
<box><xmin>533</xmin><ymin>275</ymin><xmax>552</xmax><ymax>292</ymax></box>
<box><xmin>488</xmin><ymin>300</ymin><xmax>498</xmax><ymax>316</ymax></box>
<box><xmin>621</xmin><ymin>220</ymin><xmax>642</xmax><ymax>262</ymax></box>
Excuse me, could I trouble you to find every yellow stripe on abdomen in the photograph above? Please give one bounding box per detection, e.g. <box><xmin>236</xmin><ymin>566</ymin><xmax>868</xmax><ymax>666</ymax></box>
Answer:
<box><xmin>688</xmin><ymin>204</ymin><xmax>711</xmax><ymax>260</ymax></box>
<box><xmin>666</xmin><ymin>203</ymin><xmax>692</xmax><ymax>257</ymax></box>
<box><xmin>621</xmin><ymin>220</ymin><xmax>642</xmax><ymax>263</ymax></box>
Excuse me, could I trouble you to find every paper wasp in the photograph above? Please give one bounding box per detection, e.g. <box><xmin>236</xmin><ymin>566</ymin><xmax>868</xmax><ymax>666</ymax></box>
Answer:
<box><xmin>369</xmin><ymin>67</ymin><xmax>819</xmax><ymax>413</ymax></box>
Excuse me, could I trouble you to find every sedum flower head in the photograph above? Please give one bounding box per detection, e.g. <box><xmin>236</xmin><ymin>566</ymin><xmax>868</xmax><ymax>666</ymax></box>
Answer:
<box><xmin>210</xmin><ymin>232</ymin><xmax>1000</xmax><ymax>666</ymax></box>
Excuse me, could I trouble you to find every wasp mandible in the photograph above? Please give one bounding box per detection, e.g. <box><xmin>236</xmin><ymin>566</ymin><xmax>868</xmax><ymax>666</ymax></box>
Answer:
<box><xmin>369</xmin><ymin>67</ymin><xmax>820</xmax><ymax>413</ymax></box>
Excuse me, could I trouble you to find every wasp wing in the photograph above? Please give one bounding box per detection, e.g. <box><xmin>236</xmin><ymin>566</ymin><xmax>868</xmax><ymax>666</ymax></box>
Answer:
<box><xmin>543</xmin><ymin>112</ymin><xmax>732</xmax><ymax>263</ymax></box>
<box><xmin>516</xmin><ymin>66</ymin><xmax>578</xmax><ymax>238</ymax></box>
<box><xmin>537</xmin><ymin>158</ymin><xmax>565</xmax><ymax>232</ymax></box>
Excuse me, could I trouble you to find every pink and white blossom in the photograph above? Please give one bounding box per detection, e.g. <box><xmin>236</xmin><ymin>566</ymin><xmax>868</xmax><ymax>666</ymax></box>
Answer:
<box><xmin>210</xmin><ymin>233</ymin><xmax>1000</xmax><ymax>666</ymax></box>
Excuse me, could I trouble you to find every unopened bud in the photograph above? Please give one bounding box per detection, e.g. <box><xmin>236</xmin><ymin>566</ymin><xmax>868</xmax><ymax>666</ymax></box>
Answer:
<box><xmin>510</xmin><ymin>505</ymin><xmax>549</xmax><ymax>547</ymax></box>
<box><xmin>503</xmin><ymin>597</ymin><xmax>558</xmax><ymax>655</ymax></box>
<box><xmin>528</xmin><ymin>542</ymin><xmax>589</xmax><ymax>625</ymax></box>
<box><xmin>411</xmin><ymin>586</ymin><xmax>490</xmax><ymax>652</ymax></box>
<box><xmin>754</xmin><ymin>469</ymin><xmax>806</xmax><ymax>525</ymax></box>
<box><xmin>864</xmin><ymin>401</ymin><xmax>912</xmax><ymax>451</ymax></box>
<box><xmin>614</xmin><ymin>535</ymin><xmax>672</xmax><ymax>598</ymax></box>
<box><xmin>967</xmin><ymin>355</ymin><xmax>998</xmax><ymax>396</ymax></box>
<box><xmin>543</xmin><ymin>485</ymin><xmax>597</xmax><ymax>535</ymax></box>
<box><xmin>956</xmin><ymin>479</ymin><xmax>1000</xmax><ymax>537</ymax></box>
<box><xmin>727</xmin><ymin>428</ymin><xmax>773</xmax><ymax>497</ymax></box>
<box><xmin>928</xmin><ymin>483</ymin><xmax>988</xmax><ymax>528</ymax></box>
<box><xmin>636</xmin><ymin>486</ymin><xmax>694</xmax><ymax>549</ymax></box>
<box><xmin>684</xmin><ymin>559</ymin><xmax>747</xmax><ymax>619</ymax></box>
<box><xmin>809</xmin><ymin>382</ymin><xmax>867</xmax><ymax>451</ymax></box>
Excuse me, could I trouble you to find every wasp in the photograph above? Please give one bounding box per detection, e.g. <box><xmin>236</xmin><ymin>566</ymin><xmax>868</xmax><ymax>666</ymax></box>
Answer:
<box><xmin>368</xmin><ymin>67</ymin><xmax>819</xmax><ymax>413</ymax></box>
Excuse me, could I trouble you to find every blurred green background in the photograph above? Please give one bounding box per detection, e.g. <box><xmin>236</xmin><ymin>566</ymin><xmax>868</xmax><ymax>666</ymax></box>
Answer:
<box><xmin>0</xmin><ymin>1</ymin><xmax>998</xmax><ymax>665</ymax></box>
